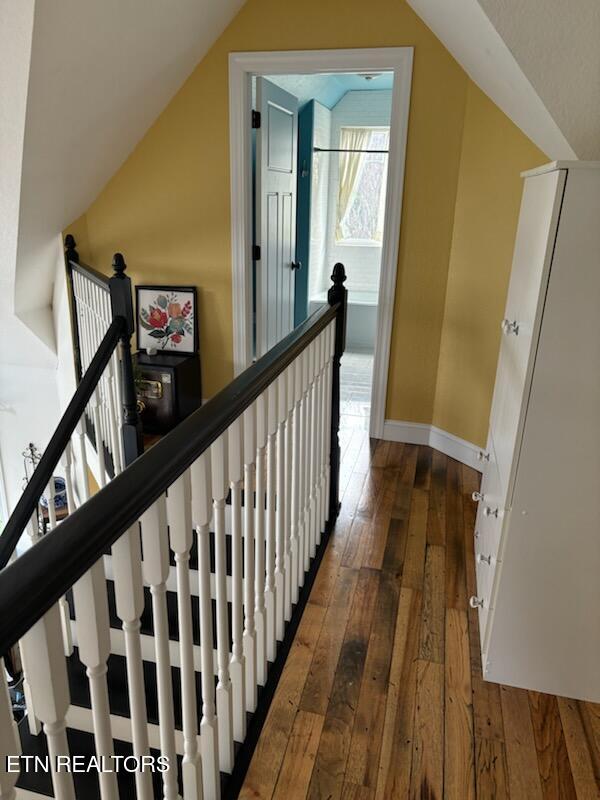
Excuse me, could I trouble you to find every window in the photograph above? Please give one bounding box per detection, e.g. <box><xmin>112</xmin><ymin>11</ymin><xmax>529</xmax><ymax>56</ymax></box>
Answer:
<box><xmin>336</xmin><ymin>127</ymin><xmax>389</xmax><ymax>246</ymax></box>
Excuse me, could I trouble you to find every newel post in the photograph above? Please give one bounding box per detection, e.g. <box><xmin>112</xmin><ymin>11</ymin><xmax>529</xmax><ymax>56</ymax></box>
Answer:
<box><xmin>64</xmin><ymin>234</ymin><xmax>83</xmax><ymax>382</ymax></box>
<box><xmin>327</xmin><ymin>262</ymin><xmax>347</xmax><ymax>522</ymax></box>
<box><xmin>109</xmin><ymin>253</ymin><xmax>142</xmax><ymax>466</ymax></box>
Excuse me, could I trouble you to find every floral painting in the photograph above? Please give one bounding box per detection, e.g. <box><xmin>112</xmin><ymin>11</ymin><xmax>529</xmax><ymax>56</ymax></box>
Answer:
<box><xmin>136</xmin><ymin>286</ymin><xmax>198</xmax><ymax>354</ymax></box>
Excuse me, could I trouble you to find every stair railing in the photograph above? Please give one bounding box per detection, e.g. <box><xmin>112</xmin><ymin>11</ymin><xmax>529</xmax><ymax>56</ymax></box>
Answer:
<box><xmin>0</xmin><ymin>247</ymin><xmax>141</xmax><ymax>572</ymax></box>
<box><xmin>0</xmin><ymin>263</ymin><xmax>347</xmax><ymax>800</ymax></box>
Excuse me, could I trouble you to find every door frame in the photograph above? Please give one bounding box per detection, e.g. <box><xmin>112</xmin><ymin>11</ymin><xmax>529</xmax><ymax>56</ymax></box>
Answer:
<box><xmin>229</xmin><ymin>47</ymin><xmax>413</xmax><ymax>439</ymax></box>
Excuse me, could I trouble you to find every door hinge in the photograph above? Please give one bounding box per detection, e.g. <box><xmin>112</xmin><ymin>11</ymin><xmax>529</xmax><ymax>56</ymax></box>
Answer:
<box><xmin>253</xmin><ymin>245</ymin><xmax>261</xmax><ymax>261</ymax></box>
<box><xmin>252</xmin><ymin>110</ymin><xmax>261</xmax><ymax>129</ymax></box>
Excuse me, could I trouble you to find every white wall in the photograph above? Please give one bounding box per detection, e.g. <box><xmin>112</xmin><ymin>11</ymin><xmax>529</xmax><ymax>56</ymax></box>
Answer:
<box><xmin>310</xmin><ymin>90</ymin><xmax>392</xmax><ymax>300</ymax></box>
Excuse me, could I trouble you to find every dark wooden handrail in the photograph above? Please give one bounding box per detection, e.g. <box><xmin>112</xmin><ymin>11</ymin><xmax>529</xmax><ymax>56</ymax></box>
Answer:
<box><xmin>0</xmin><ymin>316</ymin><xmax>126</xmax><ymax>572</ymax></box>
<box><xmin>0</xmin><ymin>279</ymin><xmax>346</xmax><ymax>655</ymax></box>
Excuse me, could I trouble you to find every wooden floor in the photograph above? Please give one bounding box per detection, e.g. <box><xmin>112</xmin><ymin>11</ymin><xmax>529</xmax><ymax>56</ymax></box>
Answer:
<box><xmin>240</xmin><ymin>432</ymin><xmax>600</xmax><ymax>799</ymax></box>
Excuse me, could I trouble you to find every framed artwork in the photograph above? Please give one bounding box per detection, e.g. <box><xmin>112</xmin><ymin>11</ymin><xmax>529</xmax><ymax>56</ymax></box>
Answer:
<box><xmin>136</xmin><ymin>285</ymin><xmax>198</xmax><ymax>355</ymax></box>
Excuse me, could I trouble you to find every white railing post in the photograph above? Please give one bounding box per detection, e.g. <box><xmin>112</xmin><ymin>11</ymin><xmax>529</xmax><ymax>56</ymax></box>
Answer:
<box><xmin>210</xmin><ymin>434</ymin><xmax>234</xmax><ymax>774</ymax></box>
<box><xmin>72</xmin><ymin>561</ymin><xmax>118</xmax><ymax>800</ymax></box>
<box><xmin>140</xmin><ymin>498</ymin><xmax>179</xmax><ymax>800</ymax></box>
<box><xmin>301</xmin><ymin>348</ymin><xmax>311</xmax><ymax>577</ymax></box>
<box><xmin>111</xmin><ymin>527</ymin><xmax>153</xmax><ymax>800</ymax></box>
<box><xmin>228</xmin><ymin>418</ymin><xmax>247</xmax><ymax>742</ymax></box>
<box><xmin>0</xmin><ymin>662</ymin><xmax>21</xmax><ymax>800</ymax></box>
<box><xmin>254</xmin><ymin>394</ymin><xmax>268</xmax><ymax>686</ymax></box>
<box><xmin>274</xmin><ymin>374</ymin><xmax>287</xmax><ymax>642</ymax></box>
<box><xmin>44</xmin><ymin>478</ymin><xmax>73</xmax><ymax>659</ymax></box>
<box><xmin>242</xmin><ymin>403</ymin><xmax>257</xmax><ymax>712</ymax></box>
<box><xmin>308</xmin><ymin>340</ymin><xmax>318</xmax><ymax>559</ymax></box>
<box><xmin>291</xmin><ymin>356</ymin><xmax>303</xmax><ymax>605</ymax></box>
<box><xmin>284</xmin><ymin>365</ymin><xmax>294</xmax><ymax>622</ymax></box>
<box><xmin>192</xmin><ymin>452</ymin><xmax>220</xmax><ymax>800</ymax></box>
<box><xmin>265</xmin><ymin>382</ymin><xmax>278</xmax><ymax>662</ymax></box>
<box><xmin>20</xmin><ymin>606</ymin><xmax>75</xmax><ymax>800</ymax></box>
<box><xmin>167</xmin><ymin>470</ymin><xmax>203</xmax><ymax>800</ymax></box>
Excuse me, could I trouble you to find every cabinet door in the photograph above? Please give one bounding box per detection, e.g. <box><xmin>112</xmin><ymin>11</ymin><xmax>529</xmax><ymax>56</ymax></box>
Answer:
<box><xmin>490</xmin><ymin>169</ymin><xmax>566</xmax><ymax>500</ymax></box>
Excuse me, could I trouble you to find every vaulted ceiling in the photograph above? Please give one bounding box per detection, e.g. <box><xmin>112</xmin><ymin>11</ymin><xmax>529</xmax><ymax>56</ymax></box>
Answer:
<box><xmin>407</xmin><ymin>0</ymin><xmax>600</xmax><ymax>160</ymax></box>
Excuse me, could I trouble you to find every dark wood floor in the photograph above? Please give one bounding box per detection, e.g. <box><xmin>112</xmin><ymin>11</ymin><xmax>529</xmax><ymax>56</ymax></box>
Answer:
<box><xmin>240</xmin><ymin>430</ymin><xmax>600</xmax><ymax>800</ymax></box>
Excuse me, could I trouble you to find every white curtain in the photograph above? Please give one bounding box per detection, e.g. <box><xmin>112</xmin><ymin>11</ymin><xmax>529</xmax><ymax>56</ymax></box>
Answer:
<box><xmin>335</xmin><ymin>127</ymin><xmax>370</xmax><ymax>240</ymax></box>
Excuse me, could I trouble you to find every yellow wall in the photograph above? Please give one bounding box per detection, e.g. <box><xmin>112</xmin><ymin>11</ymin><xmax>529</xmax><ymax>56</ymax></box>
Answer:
<box><xmin>65</xmin><ymin>0</ymin><xmax>468</xmax><ymax>405</ymax></box>
<box><xmin>432</xmin><ymin>82</ymin><xmax>546</xmax><ymax>446</ymax></box>
<box><xmin>65</xmin><ymin>0</ymin><xmax>545</xmax><ymax>442</ymax></box>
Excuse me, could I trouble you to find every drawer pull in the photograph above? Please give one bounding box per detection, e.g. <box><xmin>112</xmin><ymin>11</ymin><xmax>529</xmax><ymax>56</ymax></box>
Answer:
<box><xmin>476</xmin><ymin>450</ymin><xmax>490</xmax><ymax>462</ymax></box>
<box><xmin>472</xmin><ymin>491</ymin><xmax>484</xmax><ymax>502</ymax></box>
<box><xmin>483</xmin><ymin>506</ymin><xmax>498</xmax><ymax>518</ymax></box>
<box><xmin>477</xmin><ymin>553</ymin><xmax>492</xmax><ymax>565</ymax></box>
<box><xmin>501</xmin><ymin>318</ymin><xmax>520</xmax><ymax>336</ymax></box>
<box><xmin>469</xmin><ymin>596</ymin><xmax>485</xmax><ymax>609</ymax></box>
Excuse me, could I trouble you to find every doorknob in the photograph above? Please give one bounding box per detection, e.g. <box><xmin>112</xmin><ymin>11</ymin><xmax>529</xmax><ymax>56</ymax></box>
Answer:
<box><xmin>291</xmin><ymin>261</ymin><xmax>302</xmax><ymax>271</ymax></box>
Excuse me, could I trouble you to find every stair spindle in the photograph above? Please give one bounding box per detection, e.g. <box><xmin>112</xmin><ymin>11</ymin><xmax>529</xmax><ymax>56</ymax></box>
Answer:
<box><xmin>308</xmin><ymin>340</ymin><xmax>319</xmax><ymax>559</ymax></box>
<box><xmin>228</xmin><ymin>417</ymin><xmax>247</xmax><ymax>742</ymax></box>
<box><xmin>254</xmin><ymin>393</ymin><xmax>268</xmax><ymax>685</ymax></box>
<box><xmin>0</xmin><ymin>664</ymin><xmax>21</xmax><ymax>800</ymax></box>
<box><xmin>167</xmin><ymin>470</ymin><xmax>203</xmax><ymax>799</ymax></box>
<box><xmin>274</xmin><ymin>373</ymin><xmax>286</xmax><ymax>642</ymax></box>
<box><xmin>290</xmin><ymin>355</ymin><xmax>303</xmax><ymax>604</ymax></box>
<box><xmin>191</xmin><ymin>452</ymin><xmax>220</xmax><ymax>800</ymax></box>
<box><xmin>242</xmin><ymin>403</ymin><xmax>257</xmax><ymax>711</ymax></box>
<box><xmin>210</xmin><ymin>434</ymin><xmax>234</xmax><ymax>773</ymax></box>
<box><xmin>265</xmin><ymin>382</ymin><xmax>278</xmax><ymax>662</ymax></box>
<box><xmin>140</xmin><ymin>497</ymin><xmax>179</xmax><ymax>799</ymax></box>
<box><xmin>301</xmin><ymin>348</ymin><xmax>311</xmax><ymax>576</ymax></box>
<box><xmin>284</xmin><ymin>364</ymin><xmax>294</xmax><ymax>621</ymax></box>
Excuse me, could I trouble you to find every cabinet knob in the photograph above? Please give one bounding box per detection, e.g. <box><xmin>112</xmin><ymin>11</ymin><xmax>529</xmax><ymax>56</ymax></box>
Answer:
<box><xmin>501</xmin><ymin>318</ymin><xmax>519</xmax><ymax>336</ymax></box>
<box><xmin>472</xmin><ymin>491</ymin><xmax>484</xmax><ymax>502</ymax></box>
<box><xmin>483</xmin><ymin>506</ymin><xmax>499</xmax><ymax>518</ymax></box>
<box><xmin>477</xmin><ymin>553</ymin><xmax>492</xmax><ymax>565</ymax></box>
<box><xmin>469</xmin><ymin>596</ymin><xmax>485</xmax><ymax>609</ymax></box>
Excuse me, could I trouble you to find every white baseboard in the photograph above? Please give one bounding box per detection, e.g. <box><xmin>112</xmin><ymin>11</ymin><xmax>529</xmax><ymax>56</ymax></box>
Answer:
<box><xmin>382</xmin><ymin>420</ymin><xmax>483</xmax><ymax>472</ymax></box>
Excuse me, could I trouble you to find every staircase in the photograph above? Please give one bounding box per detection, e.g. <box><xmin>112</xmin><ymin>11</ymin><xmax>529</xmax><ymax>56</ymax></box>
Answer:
<box><xmin>0</xmin><ymin>252</ymin><xmax>348</xmax><ymax>800</ymax></box>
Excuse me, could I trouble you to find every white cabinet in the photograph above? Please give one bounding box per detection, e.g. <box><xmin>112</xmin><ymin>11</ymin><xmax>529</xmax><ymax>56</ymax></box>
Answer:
<box><xmin>472</xmin><ymin>161</ymin><xmax>600</xmax><ymax>702</ymax></box>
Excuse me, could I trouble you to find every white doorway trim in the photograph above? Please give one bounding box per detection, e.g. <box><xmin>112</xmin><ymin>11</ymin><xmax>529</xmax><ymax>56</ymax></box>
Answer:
<box><xmin>229</xmin><ymin>47</ymin><xmax>413</xmax><ymax>438</ymax></box>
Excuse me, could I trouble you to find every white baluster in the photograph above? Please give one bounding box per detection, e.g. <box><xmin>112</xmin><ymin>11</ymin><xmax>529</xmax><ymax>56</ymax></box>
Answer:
<box><xmin>308</xmin><ymin>340</ymin><xmax>319</xmax><ymax>559</ymax></box>
<box><xmin>45</xmin><ymin>478</ymin><xmax>73</xmax><ymax>659</ymax></box>
<box><xmin>254</xmin><ymin>394</ymin><xmax>268</xmax><ymax>686</ymax></box>
<box><xmin>210</xmin><ymin>434</ymin><xmax>234</xmax><ymax>773</ymax></box>
<box><xmin>191</xmin><ymin>452</ymin><xmax>220</xmax><ymax>800</ymax></box>
<box><xmin>265</xmin><ymin>382</ymin><xmax>277</xmax><ymax>662</ymax></box>
<box><xmin>75</xmin><ymin>418</ymin><xmax>91</xmax><ymax>505</ymax></box>
<box><xmin>228</xmin><ymin>418</ymin><xmax>246</xmax><ymax>742</ymax></box>
<box><xmin>20</xmin><ymin>605</ymin><xmax>75</xmax><ymax>800</ymax></box>
<box><xmin>290</xmin><ymin>355</ymin><xmax>303</xmax><ymax>605</ymax></box>
<box><xmin>315</xmin><ymin>331</ymin><xmax>325</xmax><ymax>544</ymax></box>
<box><xmin>140</xmin><ymin>498</ymin><xmax>179</xmax><ymax>800</ymax></box>
<box><xmin>167</xmin><ymin>470</ymin><xmax>203</xmax><ymax>799</ymax></box>
<box><xmin>0</xmin><ymin>663</ymin><xmax>20</xmax><ymax>800</ymax></box>
<box><xmin>325</xmin><ymin>323</ymin><xmax>335</xmax><ymax>523</ymax></box>
<box><xmin>72</xmin><ymin>561</ymin><xmax>118</xmax><ymax>800</ymax></box>
<box><xmin>91</xmin><ymin>388</ymin><xmax>107</xmax><ymax>488</ymax></box>
<box><xmin>301</xmin><ymin>348</ymin><xmax>311</xmax><ymax>576</ymax></box>
<box><xmin>242</xmin><ymin>403</ymin><xmax>257</xmax><ymax>712</ymax></box>
<box><xmin>275</xmin><ymin>374</ymin><xmax>286</xmax><ymax>642</ymax></box>
<box><xmin>112</xmin><ymin>527</ymin><xmax>153</xmax><ymax>800</ymax></box>
<box><xmin>284</xmin><ymin>365</ymin><xmax>294</xmax><ymax>622</ymax></box>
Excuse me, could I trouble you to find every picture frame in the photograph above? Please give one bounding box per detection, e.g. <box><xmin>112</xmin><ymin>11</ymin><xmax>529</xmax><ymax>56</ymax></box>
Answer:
<box><xmin>136</xmin><ymin>285</ymin><xmax>198</xmax><ymax>355</ymax></box>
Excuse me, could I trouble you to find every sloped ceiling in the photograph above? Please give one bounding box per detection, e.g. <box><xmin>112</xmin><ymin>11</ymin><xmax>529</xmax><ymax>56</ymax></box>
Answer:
<box><xmin>407</xmin><ymin>0</ymin><xmax>600</xmax><ymax>161</ymax></box>
<box><xmin>14</xmin><ymin>0</ymin><xmax>246</xmax><ymax>324</ymax></box>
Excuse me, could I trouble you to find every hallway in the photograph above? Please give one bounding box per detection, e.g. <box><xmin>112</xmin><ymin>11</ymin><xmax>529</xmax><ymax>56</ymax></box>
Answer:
<box><xmin>240</xmin><ymin>433</ymin><xmax>600</xmax><ymax>799</ymax></box>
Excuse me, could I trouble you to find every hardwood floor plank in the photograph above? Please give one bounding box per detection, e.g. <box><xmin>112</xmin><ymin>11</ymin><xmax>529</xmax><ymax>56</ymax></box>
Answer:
<box><xmin>272</xmin><ymin>710</ymin><xmax>324</xmax><ymax>800</ymax></box>
<box><xmin>381</xmin><ymin>517</ymin><xmax>408</xmax><ymax>578</ymax></box>
<box><xmin>475</xmin><ymin>738</ymin><xmax>509</xmax><ymax>799</ymax></box>
<box><xmin>340</xmin><ymin>783</ymin><xmax>374</xmax><ymax>799</ymax></box>
<box><xmin>444</xmin><ymin>608</ymin><xmax>476</xmax><ymax>800</ymax></box>
<box><xmin>392</xmin><ymin>444</ymin><xmax>418</xmax><ymax>521</ymax></box>
<box><xmin>371</xmin><ymin>439</ymin><xmax>391</xmax><ymax>469</ymax></box>
<box><xmin>445</xmin><ymin>459</ymin><xmax>467</xmax><ymax>611</ymax></box>
<box><xmin>427</xmin><ymin>450</ymin><xmax>447</xmax><ymax>546</ymax></box>
<box><xmin>419</xmin><ymin>544</ymin><xmax>446</xmax><ymax>664</ymax></box>
<box><xmin>345</xmin><ymin>569</ymin><xmax>401</xmax><ymax>789</ymax></box>
<box><xmin>300</xmin><ymin>568</ymin><xmax>359</xmax><ymax>716</ymax></box>
<box><xmin>557</xmin><ymin>696</ymin><xmax>600</xmax><ymax>798</ymax></box>
<box><xmin>410</xmin><ymin>659</ymin><xmax>444</xmax><ymax>799</ymax></box>
<box><xmin>529</xmin><ymin>691</ymin><xmax>577</xmax><ymax>799</ymax></box>
<box><xmin>402</xmin><ymin>488</ymin><xmax>428</xmax><ymax>590</ymax></box>
<box><xmin>500</xmin><ymin>685</ymin><xmax>543</xmax><ymax>800</ymax></box>
<box><xmin>579</xmin><ymin>701</ymin><xmax>600</xmax><ymax>787</ymax></box>
<box><xmin>240</xmin><ymin>602</ymin><xmax>326</xmax><ymax>799</ymax></box>
<box><xmin>308</xmin><ymin>568</ymin><xmax>380</xmax><ymax>800</ymax></box>
<box><xmin>414</xmin><ymin>446</ymin><xmax>433</xmax><ymax>491</ymax></box>
<box><xmin>377</xmin><ymin>587</ymin><xmax>423</xmax><ymax>798</ymax></box>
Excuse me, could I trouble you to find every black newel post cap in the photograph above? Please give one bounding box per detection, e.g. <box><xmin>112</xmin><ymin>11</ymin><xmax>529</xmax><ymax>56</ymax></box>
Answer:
<box><xmin>112</xmin><ymin>253</ymin><xmax>127</xmax><ymax>276</ymax></box>
<box><xmin>331</xmin><ymin>262</ymin><xmax>347</xmax><ymax>285</ymax></box>
<box><xmin>64</xmin><ymin>234</ymin><xmax>79</xmax><ymax>262</ymax></box>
